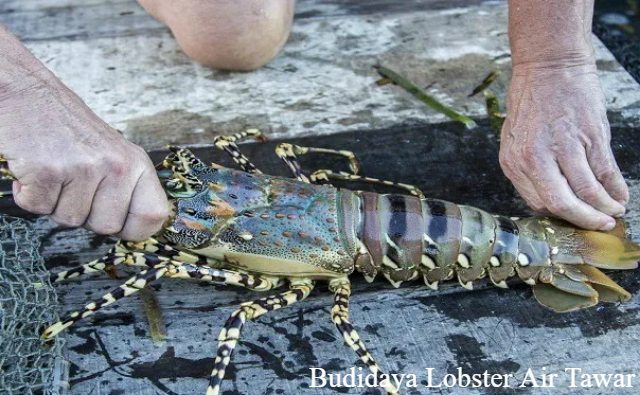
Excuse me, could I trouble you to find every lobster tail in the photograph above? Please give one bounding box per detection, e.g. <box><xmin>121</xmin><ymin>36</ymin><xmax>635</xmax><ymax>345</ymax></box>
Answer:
<box><xmin>350</xmin><ymin>192</ymin><xmax>637</xmax><ymax>313</ymax></box>
<box><xmin>515</xmin><ymin>218</ymin><xmax>639</xmax><ymax>312</ymax></box>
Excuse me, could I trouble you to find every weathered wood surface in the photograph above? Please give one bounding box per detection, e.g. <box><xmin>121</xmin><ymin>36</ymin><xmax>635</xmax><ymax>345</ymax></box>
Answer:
<box><xmin>2</xmin><ymin>122</ymin><xmax>640</xmax><ymax>394</ymax></box>
<box><xmin>1</xmin><ymin>0</ymin><xmax>640</xmax><ymax>394</ymax></box>
<box><xmin>0</xmin><ymin>0</ymin><xmax>638</xmax><ymax>151</ymax></box>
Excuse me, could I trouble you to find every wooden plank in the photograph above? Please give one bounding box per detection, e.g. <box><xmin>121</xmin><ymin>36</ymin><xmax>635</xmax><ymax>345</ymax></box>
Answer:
<box><xmin>0</xmin><ymin>2</ymin><xmax>165</xmax><ymax>42</ymax></box>
<box><xmin>0</xmin><ymin>0</ymin><xmax>129</xmax><ymax>13</ymax></box>
<box><xmin>0</xmin><ymin>0</ymin><xmax>489</xmax><ymax>42</ymax></box>
<box><xmin>295</xmin><ymin>0</ymin><xmax>490</xmax><ymax>18</ymax></box>
<box><xmin>2</xmin><ymin>121</ymin><xmax>640</xmax><ymax>394</ymax></box>
<box><xmin>0</xmin><ymin>2</ymin><xmax>636</xmax><ymax>151</ymax></box>
<box><xmin>0</xmin><ymin>0</ymin><xmax>492</xmax><ymax>23</ymax></box>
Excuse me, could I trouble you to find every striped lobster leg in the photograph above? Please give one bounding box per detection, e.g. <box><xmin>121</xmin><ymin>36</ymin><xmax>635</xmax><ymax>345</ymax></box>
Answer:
<box><xmin>42</xmin><ymin>256</ymin><xmax>283</xmax><ymax>339</ymax></box>
<box><xmin>213</xmin><ymin>129</ymin><xmax>265</xmax><ymax>174</ymax></box>
<box><xmin>207</xmin><ymin>280</ymin><xmax>315</xmax><ymax>395</ymax></box>
<box><xmin>310</xmin><ymin>170</ymin><xmax>425</xmax><ymax>198</ymax></box>
<box><xmin>43</xmin><ymin>263</ymin><xmax>170</xmax><ymax>339</ymax></box>
<box><xmin>50</xmin><ymin>238</ymin><xmax>218</xmax><ymax>283</ymax></box>
<box><xmin>329</xmin><ymin>278</ymin><xmax>399</xmax><ymax>395</ymax></box>
<box><xmin>275</xmin><ymin>143</ymin><xmax>360</xmax><ymax>183</ymax></box>
<box><xmin>0</xmin><ymin>156</ymin><xmax>15</xmax><ymax>197</ymax></box>
<box><xmin>50</xmin><ymin>247</ymin><xmax>119</xmax><ymax>283</ymax></box>
<box><xmin>274</xmin><ymin>143</ymin><xmax>424</xmax><ymax>199</ymax></box>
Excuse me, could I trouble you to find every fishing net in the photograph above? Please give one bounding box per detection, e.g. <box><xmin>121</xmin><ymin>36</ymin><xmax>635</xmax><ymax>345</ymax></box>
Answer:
<box><xmin>0</xmin><ymin>215</ymin><xmax>67</xmax><ymax>394</ymax></box>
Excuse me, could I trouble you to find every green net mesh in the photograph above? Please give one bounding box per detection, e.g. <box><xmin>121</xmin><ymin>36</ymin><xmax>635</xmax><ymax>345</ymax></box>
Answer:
<box><xmin>0</xmin><ymin>215</ymin><xmax>67</xmax><ymax>394</ymax></box>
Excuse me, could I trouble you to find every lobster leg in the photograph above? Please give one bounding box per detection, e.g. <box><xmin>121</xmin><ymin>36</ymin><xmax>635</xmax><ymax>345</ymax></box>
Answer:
<box><xmin>44</xmin><ymin>258</ymin><xmax>284</xmax><ymax>339</ymax></box>
<box><xmin>213</xmin><ymin>129</ymin><xmax>265</xmax><ymax>174</ymax></box>
<box><xmin>52</xmin><ymin>238</ymin><xmax>220</xmax><ymax>283</ymax></box>
<box><xmin>118</xmin><ymin>238</ymin><xmax>216</xmax><ymax>266</ymax></box>
<box><xmin>0</xmin><ymin>157</ymin><xmax>15</xmax><ymax>197</ymax></box>
<box><xmin>0</xmin><ymin>157</ymin><xmax>16</xmax><ymax>181</ymax></box>
<box><xmin>275</xmin><ymin>143</ymin><xmax>360</xmax><ymax>183</ymax></box>
<box><xmin>43</xmin><ymin>264</ymin><xmax>170</xmax><ymax>338</ymax></box>
<box><xmin>329</xmin><ymin>278</ymin><xmax>399</xmax><ymax>395</ymax></box>
<box><xmin>311</xmin><ymin>169</ymin><xmax>425</xmax><ymax>199</ymax></box>
<box><xmin>50</xmin><ymin>247</ymin><xmax>119</xmax><ymax>283</ymax></box>
<box><xmin>207</xmin><ymin>279</ymin><xmax>315</xmax><ymax>395</ymax></box>
<box><xmin>50</xmin><ymin>250</ymin><xmax>180</xmax><ymax>283</ymax></box>
<box><xmin>163</xmin><ymin>262</ymin><xmax>283</xmax><ymax>292</ymax></box>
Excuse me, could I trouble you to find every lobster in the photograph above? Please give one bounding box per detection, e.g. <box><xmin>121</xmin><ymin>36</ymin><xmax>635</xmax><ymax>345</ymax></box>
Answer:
<box><xmin>13</xmin><ymin>129</ymin><xmax>638</xmax><ymax>395</ymax></box>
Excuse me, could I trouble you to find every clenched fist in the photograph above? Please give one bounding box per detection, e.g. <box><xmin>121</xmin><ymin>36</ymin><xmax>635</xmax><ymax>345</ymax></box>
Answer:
<box><xmin>0</xmin><ymin>26</ymin><xmax>168</xmax><ymax>240</ymax></box>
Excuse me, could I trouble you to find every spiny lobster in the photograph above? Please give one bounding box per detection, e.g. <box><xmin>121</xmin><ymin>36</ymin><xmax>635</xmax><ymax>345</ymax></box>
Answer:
<box><xmin>7</xmin><ymin>130</ymin><xmax>638</xmax><ymax>395</ymax></box>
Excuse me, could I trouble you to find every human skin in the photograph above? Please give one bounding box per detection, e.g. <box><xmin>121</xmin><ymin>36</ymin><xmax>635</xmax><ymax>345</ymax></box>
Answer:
<box><xmin>0</xmin><ymin>25</ymin><xmax>168</xmax><ymax>241</ymax></box>
<box><xmin>137</xmin><ymin>0</ymin><xmax>296</xmax><ymax>70</ymax></box>
<box><xmin>500</xmin><ymin>0</ymin><xmax>628</xmax><ymax>230</ymax></box>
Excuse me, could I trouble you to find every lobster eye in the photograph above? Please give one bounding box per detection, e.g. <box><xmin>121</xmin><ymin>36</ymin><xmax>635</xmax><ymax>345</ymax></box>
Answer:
<box><xmin>156</xmin><ymin>169</ymin><xmax>172</xmax><ymax>179</ymax></box>
<box><xmin>165</xmin><ymin>180</ymin><xmax>182</xmax><ymax>190</ymax></box>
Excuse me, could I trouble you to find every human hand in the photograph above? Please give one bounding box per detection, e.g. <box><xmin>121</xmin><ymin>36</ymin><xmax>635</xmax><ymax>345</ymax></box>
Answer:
<box><xmin>499</xmin><ymin>63</ymin><xmax>628</xmax><ymax>231</ymax></box>
<box><xmin>0</xmin><ymin>73</ymin><xmax>169</xmax><ymax>241</ymax></box>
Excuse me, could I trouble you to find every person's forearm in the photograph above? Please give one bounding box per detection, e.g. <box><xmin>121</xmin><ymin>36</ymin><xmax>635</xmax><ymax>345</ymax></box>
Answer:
<box><xmin>508</xmin><ymin>0</ymin><xmax>595</xmax><ymax>69</ymax></box>
<box><xmin>0</xmin><ymin>24</ymin><xmax>56</xmax><ymax>95</ymax></box>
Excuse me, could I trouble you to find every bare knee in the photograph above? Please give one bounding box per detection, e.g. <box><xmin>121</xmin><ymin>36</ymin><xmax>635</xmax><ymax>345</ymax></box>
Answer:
<box><xmin>139</xmin><ymin>0</ymin><xmax>295</xmax><ymax>71</ymax></box>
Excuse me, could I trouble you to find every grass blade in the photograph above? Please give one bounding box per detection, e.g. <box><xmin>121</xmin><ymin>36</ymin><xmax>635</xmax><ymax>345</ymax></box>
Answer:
<box><xmin>375</xmin><ymin>65</ymin><xmax>477</xmax><ymax>129</ymax></box>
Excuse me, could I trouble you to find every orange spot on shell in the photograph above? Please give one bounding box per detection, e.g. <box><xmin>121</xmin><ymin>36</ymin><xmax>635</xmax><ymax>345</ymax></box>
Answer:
<box><xmin>283</xmin><ymin>231</ymin><xmax>292</xmax><ymax>237</ymax></box>
<box><xmin>274</xmin><ymin>241</ymin><xmax>284</xmax><ymax>247</ymax></box>
<box><xmin>275</xmin><ymin>213</ymin><xmax>285</xmax><ymax>219</ymax></box>
<box><xmin>208</xmin><ymin>182</ymin><xmax>224</xmax><ymax>192</ymax></box>
<box><xmin>180</xmin><ymin>218</ymin><xmax>207</xmax><ymax>231</ymax></box>
<box><xmin>207</xmin><ymin>199</ymin><xmax>235</xmax><ymax>217</ymax></box>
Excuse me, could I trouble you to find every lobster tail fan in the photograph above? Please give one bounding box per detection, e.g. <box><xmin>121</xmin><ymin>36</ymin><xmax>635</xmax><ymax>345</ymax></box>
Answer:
<box><xmin>545</xmin><ymin>219</ymin><xmax>640</xmax><ymax>270</ymax></box>
<box><xmin>575</xmin><ymin>265</ymin><xmax>632</xmax><ymax>303</ymax></box>
<box><xmin>532</xmin><ymin>283</ymin><xmax>598</xmax><ymax>313</ymax></box>
<box><xmin>570</xmin><ymin>228</ymin><xmax>640</xmax><ymax>270</ymax></box>
<box><xmin>531</xmin><ymin>219</ymin><xmax>638</xmax><ymax>313</ymax></box>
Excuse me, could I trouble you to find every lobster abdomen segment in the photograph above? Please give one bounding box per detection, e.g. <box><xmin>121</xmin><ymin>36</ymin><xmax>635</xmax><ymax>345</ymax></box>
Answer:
<box><xmin>421</xmin><ymin>198</ymin><xmax>462</xmax><ymax>287</ymax></box>
<box><xmin>354</xmin><ymin>193</ymin><xmax>512</xmax><ymax>287</ymax></box>
<box><xmin>456</xmin><ymin>205</ymin><xmax>496</xmax><ymax>288</ymax></box>
<box><xmin>357</xmin><ymin>192</ymin><xmax>424</xmax><ymax>285</ymax></box>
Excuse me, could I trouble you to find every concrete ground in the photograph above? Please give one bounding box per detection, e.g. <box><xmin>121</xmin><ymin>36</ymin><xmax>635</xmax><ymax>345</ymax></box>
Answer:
<box><xmin>1</xmin><ymin>1</ymin><xmax>640</xmax><ymax>394</ymax></box>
